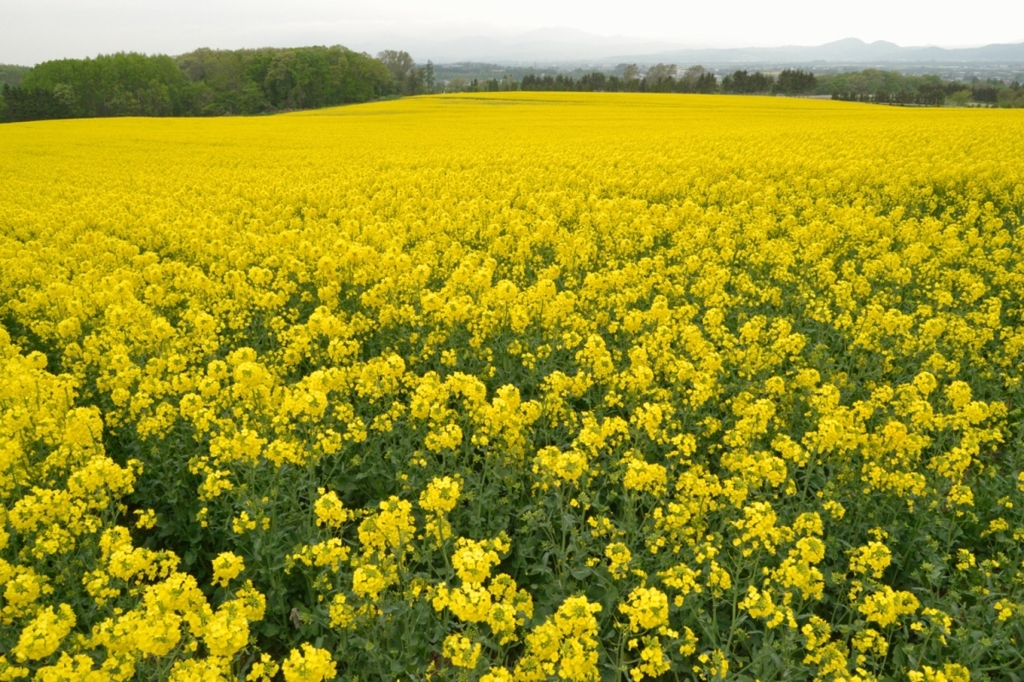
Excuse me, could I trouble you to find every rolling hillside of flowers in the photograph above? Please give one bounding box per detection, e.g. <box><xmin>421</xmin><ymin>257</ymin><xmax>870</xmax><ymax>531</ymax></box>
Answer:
<box><xmin>1</xmin><ymin>93</ymin><xmax>1023</xmax><ymax>682</ymax></box>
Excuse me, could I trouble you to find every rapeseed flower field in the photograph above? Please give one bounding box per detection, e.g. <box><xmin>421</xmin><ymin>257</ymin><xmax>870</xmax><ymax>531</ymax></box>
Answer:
<box><xmin>1</xmin><ymin>92</ymin><xmax>1023</xmax><ymax>681</ymax></box>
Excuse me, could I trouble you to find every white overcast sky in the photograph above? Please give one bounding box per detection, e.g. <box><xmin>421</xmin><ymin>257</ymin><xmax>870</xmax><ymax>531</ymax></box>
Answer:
<box><xmin>2</xmin><ymin>0</ymin><xmax>1022</xmax><ymax>65</ymax></box>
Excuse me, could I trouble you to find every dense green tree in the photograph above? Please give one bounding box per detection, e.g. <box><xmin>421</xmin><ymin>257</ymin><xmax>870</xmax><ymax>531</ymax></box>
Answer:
<box><xmin>949</xmin><ymin>89</ymin><xmax>972</xmax><ymax>106</ymax></box>
<box><xmin>970</xmin><ymin>79</ymin><xmax>1001</xmax><ymax>103</ymax></box>
<box><xmin>679</xmin><ymin>65</ymin><xmax>704</xmax><ymax>91</ymax></box>
<box><xmin>815</xmin><ymin>69</ymin><xmax>990</xmax><ymax>106</ymax></box>
<box><xmin>694</xmin><ymin>72</ymin><xmax>718</xmax><ymax>93</ymax></box>
<box><xmin>2</xmin><ymin>46</ymin><xmax>393</xmax><ymax>123</ymax></box>
<box><xmin>670</xmin><ymin>66</ymin><xmax>718</xmax><ymax>94</ymax></box>
<box><xmin>184</xmin><ymin>46</ymin><xmax>394</xmax><ymax>113</ymax></box>
<box><xmin>721</xmin><ymin>70</ymin><xmax>774</xmax><ymax>94</ymax></box>
<box><xmin>1</xmin><ymin>82</ymin><xmax>75</xmax><ymax>121</ymax></box>
<box><xmin>445</xmin><ymin>77</ymin><xmax>467</xmax><ymax>93</ymax></box>
<box><xmin>406</xmin><ymin>68</ymin><xmax>427</xmax><ymax>95</ymax></box>
<box><xmin>773</xmin><ymin>69</ymin><xmax>817</xmax><ymax>95</ymax></box>
<box><xmin>425</xmin><ymin>61</ymin><xmax>435</xmax><ymax>93</ymax></box>
<box><xmin>0</xmin><ymin>64</ymin><xmax>31</xmax><ymax>87</ymax></box>
<box><xmin>377</xmin><ymin>50</ymin><xmax>414</xmax><ymax>93</ymax></box>
<box><xmin>996</xmin><ymin>84</ymin><xmax>1024</xmax><ymax>107</ymax></box>
<box><xmin>579</xmin><ymin>71</ymin><xmax>607</xmax><ymax>91</ymax></box>
<box><xmin>645</xmin><ymin>63</ymin><xmax>677</xmax><ymax>92</ymax></box>
<box><xmin>21</xmin><ymin>53</ymin><xmax>190</xmax><ymax>117</ymax></box>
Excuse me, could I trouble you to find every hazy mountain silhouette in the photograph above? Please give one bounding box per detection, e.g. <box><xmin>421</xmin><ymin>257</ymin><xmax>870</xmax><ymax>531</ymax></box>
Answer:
<box><xmin>382</xmin><ymin>27</ymin><xmax>681</xmax><ymax>63</ymax></box>
<box><xmin>390</xmin><ymin>30</ymin><xmax>1024</xmax><ymax>65</ymax></box>
<box><xmin>611</xmin><ymin>37</ymin><xmax>1024</xmax><ymax>65</ymax></box>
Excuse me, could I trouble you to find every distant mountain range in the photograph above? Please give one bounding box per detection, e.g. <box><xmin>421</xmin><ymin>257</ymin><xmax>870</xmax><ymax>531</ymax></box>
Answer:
<box><xmin>612</xmin><ymin>37</ymin><xmax>1024</xmax><ymax>66</ymax></box>
<box><xmin>380</xmin><ymin>29</ymin><xmax>1024</xmax><ymax>66</ymax></box>
<box><xmin>353</xmin><ymin>28</ymin><xmax>683</xmax><ymax>65</ymax></box>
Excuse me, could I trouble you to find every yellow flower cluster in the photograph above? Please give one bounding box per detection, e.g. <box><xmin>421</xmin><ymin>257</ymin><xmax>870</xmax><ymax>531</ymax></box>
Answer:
<box><xmin>432</xmin><ymin>535</ymin><xmax>533</xmax><ymax>647</ymax></box>
<box><xmin>908</xmin><ymin>663</ymin><xmax>971</xmax><ymax>682</ymax></box>
<box><xmin>513</xmin><ymin>596</ymin><xmax>603</xmax><ymax>682</ymax></box>
<box><xmin>858</xmin><ymin>586</ymin><xmax>921</xmax><ymax>628</ymax></box>
<box><xmin>280</xmin><ymin>644</ymin><xmax>336</xmax><ymax>682</ymax></box>
<box><xmin>619</xmin><ymin>586</ymin><xmax>670</xmax><ymax>631</ymax></box>
<box><xmin>419</xmin><ymin>475</ymin><xmax>461</xmax><ymax>542</ymax></box>
<box><xmin>452</xmin><ymin>535</ymin><xmax>510</xmax><ymax>584</ymax></box>
<box><xmin>442</xmin><ymin>633</ymin><xmax>482</xmax><ymax>669</ymax></box>
<box><xmin>2</xmin><ymin>92</ymin><xmax>1023</xmax><ymax>680</ymax></box>
<box><xmin>0</xmin><ymin>330</ymin><xmax>270</xmax><ymax>680</ymax></box>
<box><xmin>313</xmin><ymin>488</ymin><xmax>353</xmax><ymax>529</ymax></box>
<box><xmin>11</xmin><ymin>604</ymin><xmax>76</xmax><ymax>662</ymax></box>
<box><xmin>211</xmin><ymin>552</ymin><xmax>245</xmax><ymax>587</ymax></box>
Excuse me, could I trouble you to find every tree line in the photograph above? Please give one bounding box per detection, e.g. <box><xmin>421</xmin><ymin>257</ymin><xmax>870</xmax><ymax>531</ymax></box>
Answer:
<box><xmin>819</xmin><ymin>69</ymin><xmax>1024</xmax><ymax>107</ymax></box>
<box><xmin>4</xmin><ymin>48</ymin><xmax>1023</xmax><ymax>123</ymax></box>
<box><xmin>461</xmin><ymin>68</ymin><xmax>859</xmax><ymax>97</ymax></box>
<box><xmin>518</xmin><ymin>65</ymin><xmax>722</xmax><ymax>93</ymax></box>
<box><xmin>0</xmin><ymin>47</ymin><xmax>401</xmax><ymax>122</ymax></box>
<box><xmin>515</xmin><ymin>66</ymin><xmax>812</xmax><ymax>95</ymax></box>
<box><xmin>462</xmin><ymin>66</ymin><xmax>1022</xmax><ymax>107</ymax></box>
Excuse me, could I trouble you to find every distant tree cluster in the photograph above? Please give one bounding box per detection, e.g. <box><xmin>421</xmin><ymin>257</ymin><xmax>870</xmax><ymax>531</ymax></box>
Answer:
<box><xmin>512</xmin><ymin>66</ymin><xmax>813</xmax><ymax>96</ymax></box>
<box><xmin>508</xmin><ymin>66</ymin><xmax>1022</xmax><ymax>108</ymax></box>
<box><xmin>709</xmin><ymin>69</ymin><xmax>820</xmax><ymax>95</ymax></box>
<box><xmin>1</xmin><ymin>47</ymin><xmax>395</xmax><ymax>122</ymax></box>
<box><xmin>775</xmin><ymin>69</ymin><xmax>818</xmax><ymax>95</ymax></box>
<box><xmin>721</xmin><ymin>70</ymin><xmax>775</xmax><ymax>94</ymax></box>
<box><xmin>377</xmin><ymin>50</ymin><xmax>437</xmax><ymax>95</ymax></box>
<box><xmin>518</xmin><ymin>65</ymin><xmax>719</xmax><ymax>93</ymax></box>
<box><xmin>819</xmin><ymin>69</ymin><xmax>1024</xmax><ymax>107</ymax></box>
<box><xmin>6</xmin><ymin>53</ymin><xmax>190</xmax><ymax>119</ymax></box>
<box><xmin>179</xmin><ymin>47</ymin><xmax>393</xmax><ymax>115</ymax></box>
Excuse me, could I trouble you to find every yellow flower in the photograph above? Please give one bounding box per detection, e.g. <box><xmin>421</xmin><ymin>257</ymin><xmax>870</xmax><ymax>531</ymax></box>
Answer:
<box><xmin>235</xmin><ymin>581</ymin><xmax>267</xmax><ymax>621</ymax></box>
<box><xmin>249</xmin><ymin>654</ymin><xmax>281</xmax><ymax>682</ymax></box>
<box><xmin>740</xmin><ymin>585</ymin><xmax>786</xmax><ymax>629</ymax></box>
<box><xmin>801</xmin><ymin>616</ymin><xmax>831</xmax><ymax>651</ymax></box>
<box><xmin>211</xmin><ymin>551</ymin><xmax>245</xmax><ymax>587</ymax></box>
<box><xmin>329</xmin><ymin>594</ymin><xmax>357</xmax><ymax>629</ymax></box>
<box><xmin>358</xmin><ymin>496</ymin><xmax>416</xmax><ymax>556</ymax></box>
<box><xmin>859</xmin><ymin>586</ymin><xmax>920</xmax><ymax>627</ymax></box>
<box><xmin>169</xmin><ymin>656</ymin><xmax>232</xmax><ymax>682</ymax></box>
<box><xmin>994</xmin><ymin>600</ymin><xmax>1015</xmax><ymax>621</ymax></box>
<box><xmin>281</xmin><ymin>644</ymin><xmax>337</xmax><ymax>682</ymax></box>
<box><xmin>134</xmin><ymin>508</ymin><xmax>157</xmax><ymax>529</ymax></box>
<box><xmin>849</xmin><ymin>542</ymin><xmax>892</xmax><ymax>579</ymax></box>
<box><xmin>533</xmin><ymin>446</ymin><xmax>588</xmax><ymax>486</ymax></box>
<box><xmin>605</xmin><ymin>542</ymin><xmax>632</xmax><ymax>579</ymax></box>
<box><xmin>442</xmin><ymin>633</ymin><xmax>481</xmax><ymax>669</ymax></box>
<box><xmin>352</xmin><ymin>563</ymin><xmax>391</xmax><ymax>601</ymax></box>
<box><xmin>418</xmin><ymin>475</ymin><xmax>462</xmax><ymax>514</ymax></box>
<box><xmin>623</xmin><ymin>456</ymin><xmax>668</xmax><ymax>497</ymax></box>
<box><xmin>515</xmin><ymin>596</ymin><xmax>602</xmax><ymax>682</ymax></box>
<box><xmin>419</xmin><ymin>476</ymin><xmax>462</xmax><ymax>543</ymax></box>
<box><xmin>619</xmin><ymin>587</ymin><xmax>670</xmax><ymax>632</ymax></box>
<box><xmin>314</xmin><ymin>488</ymin><xmax>354</xmax><ymax>529</ymax></box>
<box><xmin>696</xmin><ymin>649</ymin><xmax>729</xmax><ymax>680</ymax></box>
<box><xmin>908</xmin><ymin>664</ymin><xmax>971</xmax><ymax>682</ymax></box>
<box><xmin>451</xmin><ymin>535</ymin><xmax>509</xmax><ymax>585</ymax></box>
<box><xmin>12</xmin><ymin>604</ymin><xmax>76</xmax><ymax>662</ymax></box>
<box><xmin>203</xmin><ymin>601</ymin><xmax>249</xmax><ymax>656</ymax></box>
<box><xmin>480</xmin><ymin>666</ymin><xmax>513</xmax><ymax>682</ymax></box>
<box><xmin>629</xmin><ymin>635</ymin><xmax>670</xmax><ymax>681</ymax></box>
<box><xmin>134</xmin><ymin>610</ymin><xmax>183</xmax><ymax>657</ymax></box>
